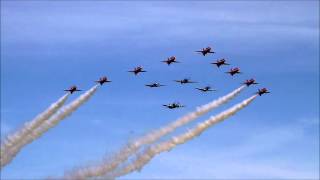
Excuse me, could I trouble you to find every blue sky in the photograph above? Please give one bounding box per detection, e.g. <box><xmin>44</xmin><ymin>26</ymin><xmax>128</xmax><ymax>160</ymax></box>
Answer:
<box><xmin>1</xmin><ymin>1</ymin><xmax>319</xmax><ymax>179</ymax></box>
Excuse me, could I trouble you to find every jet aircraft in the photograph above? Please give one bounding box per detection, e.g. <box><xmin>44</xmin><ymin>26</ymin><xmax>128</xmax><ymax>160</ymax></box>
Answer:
<box><xmin>226</xmin><ymin>67</ymin><xmax>241</xmax><ymax>76</ymax></box>
<box><xmin>64</xmin><ymin>86</ymin><xmax>81</xmax><ymax>94</ymax></box>
<box><xmin>195</xmin><ymin>46</ymin><xmax>215</xmax><ymax>56</ymax></box>
<box><xmin>163</xmin><ymin>102</ymin><xmax>185</xmax><ymax>109</ymax></box>
<box><xmin>128</xmin><ymin>66</ymin><xmax>146</xmax><ymax>75</ymax></box>
<box><xmin>174</xmin><ymin>78</ymin><xmax>197</xmax><ymax>84</ymax></box>
<box><xmin>145</xmin><ymin>83</ymin><xmax>165</xmax><ymax>88</ymax></box>
<box><xmin>257</xmin><ymin>88</ymin><xmax>270</xmax><ymax>96</ymax></box>
<box><xmin>196</xmin><ymin>86</ymin><xmax>216</xmax><ymax>92</ymax></box>
<box><xmin>243</xmin><ymin>79</ymin><xmax>258</xmax><ymax>87</ymax></box>
<box><xmin>162</xmin><ymin>56</ymin><xmax>179</xmax><ymax>65</ymax></box>
<box><xmin>211</xmin><ymin>59</ymin><xmax>230</xmax><ymax>67</ymax></box>
<box><xmin>95</xmin><ymin>76</ymin><xmax>111</xmax><ymax>85</ymax></box>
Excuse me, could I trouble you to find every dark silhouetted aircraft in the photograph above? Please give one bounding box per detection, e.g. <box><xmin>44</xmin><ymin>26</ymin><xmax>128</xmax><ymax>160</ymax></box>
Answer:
<box><xmin>257</xmin><ymin>88</ymin><xmax>270</xmax><ymax>96</ymax></box>
<box><xmin>196</xmin><ymin>86</ymin><xmax>216</xmax><ymax>92</ymax></box>
<box><xmin>174</xmin><ymin>78</ymin><xmax>197</xmax><ymax>84</ymax></box>
<box><xmin>162</xmin><ymin>56</ymin><xmax>179</xmax><ymax>65</ymax></box>
<box><xmin>145</xmin><ymin>83</ymin><xmax>165</xmax><ymax>88</ymax></box>
<box><xmin>128</xmin><ymin>66</ymin><xmax>146</xmax><ymax>75</ymax></box>
<box><xmin>195</xmin><ymin>46</ymin><xmax>215</xmax><ymax>56</ymax></box>
<box><xmin>211</xmin><ymin>59</ymin><xmax>230</xmax><ymax>67</ymax></box>
<box><xmin>243</xmin><ymin>79</ymin><xmax>258</xmax><ymax>87</ymax></box>
<box><xmin>163</xmin><ymin>102</ymin><xmax>185</xmax><ymax>109</ymax></box>
<box><xmin>64</xmin><ymin>86</ymin><xmax>81</xmax><ymax>94</ymax></box>
<box><xmin>226</xmin><ymin>67</ymin><xmax>241</xmax><ymax>76</ymax></box>
<box><xmin>95</xmin><ymin>76</ymin><xmax>111</xmax><ymax>85</ymax></box>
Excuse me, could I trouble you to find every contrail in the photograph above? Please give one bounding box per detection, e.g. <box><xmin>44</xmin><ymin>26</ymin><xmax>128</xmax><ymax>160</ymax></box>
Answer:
<box><xmin>64</xmin><ymin>85</ymin><xmax>245</xmax><ymax>179</ymax></box>
<box><xmin>110</xmin><ymin>95</ymin><xmax>257</xmax><ymax>178</ymax></box>
<box><xmin>0</xmin><ymin>85</ymin><xmax>98</xmax><ymax>168</ymax></box>
<box><xmin>0</xmin><ymin>94</ymin><xmax>69</xmax><ymax>166</ymax></box>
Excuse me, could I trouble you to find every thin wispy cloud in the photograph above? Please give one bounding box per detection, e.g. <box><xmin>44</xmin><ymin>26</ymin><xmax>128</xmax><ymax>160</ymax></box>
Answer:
<box><xmin>0</xmin><ymin>1</ymin><xmax>318</xmax><ymax>179</ymax></box>
<box><xmin>2</xmin><ymin>1</ymin><xmax>318</xmax><ymax>44</ymax></box>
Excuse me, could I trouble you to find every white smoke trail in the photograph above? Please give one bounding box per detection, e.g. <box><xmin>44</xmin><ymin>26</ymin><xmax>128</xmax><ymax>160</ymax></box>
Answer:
<box><xmin>111</xmin><ymin>95</ymin><xmax>257</xmax><ymax>178</ymax></box>
<box><xmin>0</xmin><ymin>94</ymin><xmax>69</xmax><ymax>165</ymax></box>
<box><xmin>0</xmin><ymin>85</ymin><xmax>98</xmax><ymax>168</ymax></box>
<box><xmin>65</xmin><ymin>85</ymin><xmax>245</xmax><ymax>179</ymax></box>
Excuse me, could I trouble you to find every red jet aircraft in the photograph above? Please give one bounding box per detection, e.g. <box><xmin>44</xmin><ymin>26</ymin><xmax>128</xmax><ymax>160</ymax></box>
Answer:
<box><xmin>226</xmin><ymin>67</ymin><xmax>241</xmax><ymax>76</ymax></box>
<box><xmin>64</xmin><ymin>85</ymin><xmax>81</xmax><ymax>94</ymax></box>
<box><xmin>95</xmin><ymin>76</ymin><xmax>111</xmax><ymax>85</ymax></box>
<box><xmin>195</xmin><ymin>46</ymin><xmax>215</xmax><ymax>56</ymax></box>
<box><xmin>257</xmin><ymin>88</ymin><xmax>270</xmax><ymax>96</ymax></box>
<box><xmin>243</xmin><ymin>79</ymin><xmax>258</xmax><ymax>87</ymax></box>
<box><xmin>128</xmin><ymin>66</ymin><xmax>146</xmax><ymax>75</ymax></box>
<box><xmin>211</xmin><ymin>58</ymin><xmax>230</xmax><ymax>67</ymax></box>
<box><xmin>162</xmin><ymin>56</ymin><xmax>179</xmax><ymax>65</ymax></box>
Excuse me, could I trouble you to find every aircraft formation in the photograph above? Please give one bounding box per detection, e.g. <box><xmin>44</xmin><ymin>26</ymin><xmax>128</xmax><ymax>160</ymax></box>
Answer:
<box><xmin>64</xmin><ymin>46</ymin><xmax>269</xmax><ymax>109</ymax></box>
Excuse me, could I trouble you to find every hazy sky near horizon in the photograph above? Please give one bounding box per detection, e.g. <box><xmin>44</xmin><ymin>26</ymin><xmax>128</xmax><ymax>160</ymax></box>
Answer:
<box><xmin>1</xmin><ymin>1</ymin><xmax>319</xmax><ymax>179</ymax></box>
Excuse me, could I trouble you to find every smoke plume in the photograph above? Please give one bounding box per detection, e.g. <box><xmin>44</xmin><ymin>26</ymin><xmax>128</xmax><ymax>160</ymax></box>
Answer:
<box><xmin>110</xmin><ymin>95</ymin><xmax>257</xmax><ymax>178</ymax></box>
<box><xmin>0</xmin><ymin>94</ymin><xmax>69</xmax><ymax>167</ymax></box>
<box><xmin>65</xmin><ymin>86</ymin><xmax>245</xmax><ymax>179</ymax></box>
<box><xmin>1</xmin><ymin>85</ymin><xmax>98</xmax><ymax>168</ymax></box>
